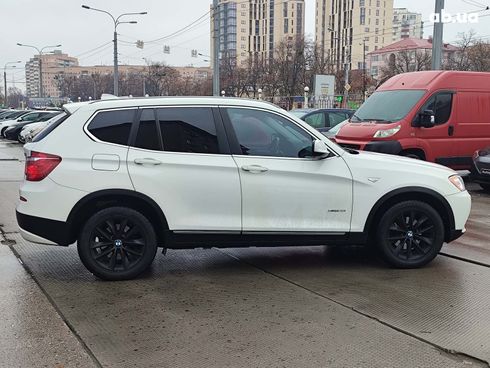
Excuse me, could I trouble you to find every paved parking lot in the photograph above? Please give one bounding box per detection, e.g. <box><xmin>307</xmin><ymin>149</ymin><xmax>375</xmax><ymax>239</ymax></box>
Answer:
<box><xmin>1</xmin><ymin>140</ymin><xmax>490</xmax><ymax>368</ymax></box>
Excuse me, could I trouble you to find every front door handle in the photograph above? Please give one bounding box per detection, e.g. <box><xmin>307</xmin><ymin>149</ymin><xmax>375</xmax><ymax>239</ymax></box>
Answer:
<box><xmin>448</xmin><ymin>125</ymin><xmax>454</xmax><ymax>136</ymax></box>
<box><xmin>134</xmin><ymin>158</ymin><xmax>162</xmax><ymax>166</ymax></box>
<box><xmin>241</xmin><ymin>165</ymin><xmax>268</xmax><ymax>173</ymax></box>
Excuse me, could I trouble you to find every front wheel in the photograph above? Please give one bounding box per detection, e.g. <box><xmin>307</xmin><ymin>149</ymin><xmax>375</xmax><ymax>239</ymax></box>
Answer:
<box><xmin>376</xmin><ymin>201</ymin><xmax>444</xmax><ymax>268</ymax></box>
<box><xmin>77</xmin><ymin>207</ymin><xmax>158</xmax><ymax>281</ymax></box>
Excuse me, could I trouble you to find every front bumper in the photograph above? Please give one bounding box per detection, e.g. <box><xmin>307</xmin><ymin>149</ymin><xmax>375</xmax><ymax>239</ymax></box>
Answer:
<box><xmin>444</xmin><ymin>190</ymin><xmax>471</xmax><ymax>241</ymax></box>
<box><xmin>470</xmin><ymin>161</ymin><xmax>490</xmax><ymax>185</ymax></box>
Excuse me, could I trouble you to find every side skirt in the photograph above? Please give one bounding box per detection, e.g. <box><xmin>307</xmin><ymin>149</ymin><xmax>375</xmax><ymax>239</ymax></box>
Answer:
<box><xmin>164</xmin><ymin>231</ymin><xmax>368</xmax><ymax>249</ymax></box>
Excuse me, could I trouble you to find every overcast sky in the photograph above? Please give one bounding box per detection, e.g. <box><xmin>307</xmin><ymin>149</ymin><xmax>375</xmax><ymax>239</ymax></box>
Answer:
<box><xmin>2</xmin><ymin>0</ymin><xmax>489</xmax><ymax>91</ymax></box>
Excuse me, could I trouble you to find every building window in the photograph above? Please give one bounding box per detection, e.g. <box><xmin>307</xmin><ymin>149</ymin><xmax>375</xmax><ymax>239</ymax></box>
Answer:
<box><xmin>365</xmin><ymin>27</ymin><xmax>369</xmax><ymax>32</ymax></box>
<box><xmin>376</xmin><ymin>18</ymin><xmax>379</xmax><ymax>25</ymax></box>
<box><xmin>360</xmin><ymin>7</ymin><xmax>365</xmax><ymax>25</ymax></box>
<box><xmin>284</xmin><ymin>19</ymin><xmax>289</xmax><ymax>33</ymax></box>
<box><xmin>376</xmin><ymin>0</ymin><xmax>380</xmax><ymax>7</ymax></box>
<box><xmin>360</xmin><ymin>0</ymin><xmax>365</xmax><ymax>5</ymax></box>
<box><xmin>283</xmin><ymin>2</ymin><xmax>287</xmax><ymax>17</ymax></box>
<box><xmin>376</xmin><ymin>9</ymin><xmax>379</xmax><ymax>16</ymax></box>
<box><xmin>375</xmin><ymin>36</ymin><xmax>379</xmax><ymax>43</ymax></box>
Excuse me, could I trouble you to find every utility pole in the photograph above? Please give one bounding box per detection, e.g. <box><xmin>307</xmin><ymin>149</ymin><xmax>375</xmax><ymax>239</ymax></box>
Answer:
<box><xmin>343</xmin><ymin>52</ymin><xmax>350</xmax><ymax>109</ymax></box>
<box><xmin>114</xmin><ymin>30</ymin><xmax>119</xmax><ymax>95</ymax></box>
<box><xmin>17</xmin><ymin>44</ymin><xmax>61</xmax><ymax>98</ymax></box>
<box><xmin>212</xmin><ymin>0</ymin><xmax>220</xmax><ymax>96</ymax></box>
<box><xmin>431</xmin><ymin>0</ymin><xmax>445</xmax><ymax>70</ymax></box>
<box><xmin>82</xmin><ymin>5</ymin><xmax>146</xmax><ymax>96</ymax></box>
<box><xmin>3</xmin><ymin>62</ymin><xmax>21</xmax><ymax>106</ymax></box>
<box><xmin>362</xmin><ymin>39</ymin><xmax>367</xmax><ymax>101</ymax></box>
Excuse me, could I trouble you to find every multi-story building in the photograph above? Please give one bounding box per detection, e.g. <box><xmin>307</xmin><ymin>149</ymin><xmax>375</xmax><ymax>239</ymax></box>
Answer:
<box><xmin>392</xmin><ymin>8</ymin><xmax>423</xmax><ymax>41</ymax></box>
<box><xmin>25</xmin><ymin>50</ymin><xmax>78</xmax><ymax>98</ymax></box>
<box><xmin>25</xmin><ymin>51</ymin><xmax>212</xmax><ymax>98</ymax></box>
<box><xmin>315</xmin><ymin>0</ymin><xmax>394</xmax><ymax>71</ymax></box>
<box><xmin>367</xmin><ymin>38</ymin><xmax>458</xmax><ymax>79</ymax></box>
<box><xmin>211</xmin><ymin>0</ymin><xmax>305</xmax><ymax>66</ymax></box>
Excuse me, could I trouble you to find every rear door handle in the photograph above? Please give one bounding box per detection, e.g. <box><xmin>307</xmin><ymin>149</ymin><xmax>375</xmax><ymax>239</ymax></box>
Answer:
<box><xmin>241</xmin><ymin>165</ymin><xmax>268</xmax><ymax>173</ymax></box>
<box><xmin>134</xmin><ymin>158</ymin><xmax>162</xmax><ymax>166</ymax></box>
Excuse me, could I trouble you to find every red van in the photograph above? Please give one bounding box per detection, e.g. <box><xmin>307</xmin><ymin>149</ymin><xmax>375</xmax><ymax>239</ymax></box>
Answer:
<box><xmin>335</xmin><ymin>71</ymin><xmax>490</xmax><ymax>169</ymax></box>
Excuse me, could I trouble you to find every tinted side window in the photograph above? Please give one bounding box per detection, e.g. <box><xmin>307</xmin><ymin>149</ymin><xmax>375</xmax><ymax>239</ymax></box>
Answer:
<box><xmin>135</xmin><ymin>109</ymin><xmax>161</xmax><ymax>151</ymax></box>
<box><xmin>419</xmin><ymin>93</ymin><xmax>453</xmax><ymax>125</ymax></box>
<box><xmin>225</xmin><ymin>108</ymin><xmax>314</xmax><ymax>158</ymax></box>
<box><xmin>304</xmin><ymin>112</ymin><xmax>325</xmax><ymax>128</ymax></box>
<box><xmin>328</xmin><ymin>112</ymin><xmax>348</xmax><ymax>127</ymax></box>
<box><xmin>88</xmin><ymin>109</ymin><xmax>135</xmax><ymax>145</ymax></box>
<box><xmin>157</xmin><ymin>107</ymin><xmax>219</xmax><ymax>154</ymax></box>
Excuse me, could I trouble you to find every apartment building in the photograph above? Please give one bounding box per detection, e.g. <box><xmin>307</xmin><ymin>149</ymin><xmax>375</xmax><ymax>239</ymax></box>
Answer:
<box><xmin>212</xmin><ymin>0</ymin><xmax>305</xmax><ymax>66</ymax></box>
<box><xmin>368</xmin><ymin>38</ymin><xmax>458</xmax><ymax>79</ymax></box>
<box><xmin>25</xmin><ymin>50</ymin><xmax>78</xmax><ymax>98</ymax></box>
<box><xmin>315</xmin><ymin>0</ymin><xmax>394</xmax><ymax>71</ymax></box>
<box><xmin>392</xmin><ymin>8</ymin><xmax>423</xmax><ymax>41</ymax></box>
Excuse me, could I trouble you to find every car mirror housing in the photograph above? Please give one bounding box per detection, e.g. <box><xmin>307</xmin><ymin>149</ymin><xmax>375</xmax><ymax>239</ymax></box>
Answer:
<box><xmin>417</xmin><ymin>110</ymin><xmax>435</xmax><ymax>128</ymax></box>
<box><xmin>312</xmin><ymin>139</ymin><xmax>331</xmax><ymax>158</ymax></box>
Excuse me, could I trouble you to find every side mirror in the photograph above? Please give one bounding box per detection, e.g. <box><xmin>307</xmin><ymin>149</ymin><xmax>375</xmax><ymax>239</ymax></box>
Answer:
<box><xmin>312</xmin><ymin>139</ymin><xmax>331</xmax><ymax>158</ymax></box>
<box><xmin>418</xmin><ymin>110</ymin><xmax>435</xmax><ymax>128</ymax></box>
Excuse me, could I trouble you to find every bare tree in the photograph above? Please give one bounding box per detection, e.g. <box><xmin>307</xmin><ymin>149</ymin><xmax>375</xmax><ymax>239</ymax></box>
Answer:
<box><xmin>380</xmin><ymin>50</ymin><xmax>432</xmax><ymax>79</ymax></box>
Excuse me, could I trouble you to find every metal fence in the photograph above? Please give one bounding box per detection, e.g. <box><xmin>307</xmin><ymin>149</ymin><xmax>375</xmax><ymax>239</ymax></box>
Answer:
<box><xmin>263</xmin><ymin>93</ymin><xmax>365</xmax><ymax>111</ymax></box>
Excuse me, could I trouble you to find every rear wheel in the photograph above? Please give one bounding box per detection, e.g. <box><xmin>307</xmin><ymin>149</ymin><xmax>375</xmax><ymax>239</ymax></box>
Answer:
<box><xmin>376</xmin><ymin>201</ymin><xmax>444</xmax><ymax>268</ymax></box>
<box><xmin>77</xmin><ymin>207</ymin><xmax>157</xmax><ymax>281</ymax></box>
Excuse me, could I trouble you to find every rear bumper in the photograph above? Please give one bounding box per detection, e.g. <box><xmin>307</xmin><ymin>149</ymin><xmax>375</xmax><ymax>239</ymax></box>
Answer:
<box><xmin>16</xmin><ymin>210</ymin><xmax>72</xmax><ymax>246</ymax></box>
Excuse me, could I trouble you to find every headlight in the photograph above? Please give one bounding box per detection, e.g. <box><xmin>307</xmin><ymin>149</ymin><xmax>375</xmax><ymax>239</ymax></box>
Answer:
<box><xmin>449</xmin><ymin>175</ymin><xmax>465</xmax><ymax>192</ymax></box>
<box><xmin>373</xmin><ymin>125</ymin><xmax>401</xmax><ymax>138</ymax></box>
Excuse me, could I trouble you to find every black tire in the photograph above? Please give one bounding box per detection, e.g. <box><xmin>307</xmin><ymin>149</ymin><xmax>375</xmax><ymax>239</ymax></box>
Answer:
<box><xmin>401</xmin><ymin>152</ymin><xmax>423</xmax><ymax>160</ymax></box>
<box><xmin>375</xmin><ymin>200</ymin><xmax>444</xmax><ymax>268</ymax></box>
<box><xmin>480</xmin><ymin>183</ymin><xmax>490</xmax><ymax>192</ymax></box>
<box><xmin>77</xmin><ymin>207</ymin><xmax>158</xmax><ymax>281</ymax></box>
<box><xmin>18</xmin><ymin>134</ymin><xmax>25</xmax><ymax>144</ymax></box>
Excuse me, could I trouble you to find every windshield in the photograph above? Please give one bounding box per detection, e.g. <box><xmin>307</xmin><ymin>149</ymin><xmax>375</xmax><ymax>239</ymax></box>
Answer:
<box><xmin>352</xmin><ymin>90</ymin><xmax>425</xmax><ymax>123</ymax></box>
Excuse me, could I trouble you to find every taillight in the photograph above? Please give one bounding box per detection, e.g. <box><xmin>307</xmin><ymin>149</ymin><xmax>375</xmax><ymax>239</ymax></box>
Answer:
<box><xmin>25</xmin><ymin>151</ymin><xmax>62</xmax><ymax>181</ymax></box>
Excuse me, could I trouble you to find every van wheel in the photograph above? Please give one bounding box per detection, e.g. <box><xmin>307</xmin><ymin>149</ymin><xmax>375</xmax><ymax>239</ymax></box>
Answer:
<box><xmin>401</xmin><ymin>151</ymin><xmax>423</xmax><ymax>160</ymax></box>
<box><xmin>77</xmin><ymin>207</ymin><xmax>157</xmax><ymax>281</ymax></box>
<box><xmin>376</xmin><ymin>201</ymin><xmax>444</xmax><ymax>268</ymax></box>
<box><xmin>480</xmin><ymin>183</ymin><xmax>490</xmax><ymax>192</ymax></box>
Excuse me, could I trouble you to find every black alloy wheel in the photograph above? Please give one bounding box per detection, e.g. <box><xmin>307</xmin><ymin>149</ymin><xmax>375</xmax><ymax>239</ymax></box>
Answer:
<box><xmin>78</xmin><ymin>207</ymin><xmax>157</xmax><ymax>280</ymax></box>
<box><xmin>376</xmin><ymin>201</ymin><xmax>444</xmax><ymax>268</ymax></box>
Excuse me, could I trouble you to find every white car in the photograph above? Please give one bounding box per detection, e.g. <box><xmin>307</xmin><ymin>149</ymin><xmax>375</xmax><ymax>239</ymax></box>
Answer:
<box><xmin>16</xmin><ymin>97</ymin><xmax>471</xmax><ymax>280</ymax></box>
<box><xmin>0</xmin><ymin>111</ymin><xmax>52</xmax><ymax>136</ymax></box>
<box><xmin>20</xmin><ymin>112</ymin><xmax>67</xmax><ymax>143</ymax></box>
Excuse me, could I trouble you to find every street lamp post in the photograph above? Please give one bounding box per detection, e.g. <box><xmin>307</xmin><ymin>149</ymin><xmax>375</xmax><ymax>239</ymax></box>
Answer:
<box><xmin>3</xmin><ymin>61</ymin><xmax>21</xmax><ymax>107</ymax></box>
<box><xmin>82</xmin><ymin>5</ymin><xmax>147</xmax><ymax>97</ymax></box>
<box><xmin>16</xmin><ymin>44</ymin><xmax>61</xmax><ymax>98</ymax></box>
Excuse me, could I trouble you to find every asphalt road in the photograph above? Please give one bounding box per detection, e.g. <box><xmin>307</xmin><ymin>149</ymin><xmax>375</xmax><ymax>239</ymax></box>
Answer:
<box><xmin>1</xmin><ymin>140</ymin><xmax>489</xmax><ymax>368</ymax></box>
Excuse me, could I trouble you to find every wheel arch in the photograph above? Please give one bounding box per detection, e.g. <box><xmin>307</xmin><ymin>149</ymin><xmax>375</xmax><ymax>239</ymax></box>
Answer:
<box><xmin>364</xmin><ymin>187</ymin><xmax>455</xmax><ymax>242</ymax></box>
<box><xmin>66</xmin><ymin>189</ymin><xmax>169</xmax><ymax>245</ymax></box>
<box><xmin>400</xmin><ymin>148</ymin><xmax>426</xmax><ymax>160</ymax></box>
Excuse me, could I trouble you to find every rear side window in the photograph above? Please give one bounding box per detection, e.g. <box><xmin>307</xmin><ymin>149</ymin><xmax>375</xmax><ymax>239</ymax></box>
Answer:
<box><xmin>134</xmin><ymin>109</ymin><xmax>161</xmax><ymax>151</ymax></box>
<box><xmin>88</xmin><ymin>109</ymin><xmax>136</xmax><ymax>145</ymax></box>
<box><xmin>156</xmin><ymin>107</ymin><xmax>219</xmax><ymax>154</ymax></box>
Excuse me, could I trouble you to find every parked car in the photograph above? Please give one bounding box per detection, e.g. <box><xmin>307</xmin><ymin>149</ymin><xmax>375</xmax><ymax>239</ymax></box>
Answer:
<box><xmin>4</xmin><ymin>112</ymin><xmax>61</xmax><ymax>141</ymax></box>
<box><xmin>290</xmin><ymin>108</ymin><xmax>355</xmax><ymax>133</ymax></box>
<box><xmin>335</xmin><ymin>71</ymin><xmax>490</xmax><ymax>169</ymax></box>
<box><xmin>323</xmin><ymin>119</ymin><xmax>350</xmax><ymax>141</ymax></box>
<box><xmin>0</xmin><ymin>111</ymin><xmax>52</xmax><ymax>136</ymax></box>
<box><xmin>19</xmin><ymin>113</ymin><xmax>66</xmax><ymax>143</ymax></box>
<box><xmin>0</xmin><ymin>110</ymin><xmax>30</xmax><ymax>123</ymax></box>
<box><xmin>17</xmin><ymin>97</ymin><xmax>471</xmax><ymax>280</ymax></box>
<box><xmin>471</xmin><ymin>147</ymin><xmax>490</xmax><ymax>192</ymax></box>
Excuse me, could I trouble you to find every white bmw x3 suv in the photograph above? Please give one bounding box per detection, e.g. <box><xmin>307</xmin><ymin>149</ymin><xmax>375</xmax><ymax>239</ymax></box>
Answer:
<box><xmin>16</xmin><ymin>97</ymin><xmax>471</xmax><ymax>280</ymax></box>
